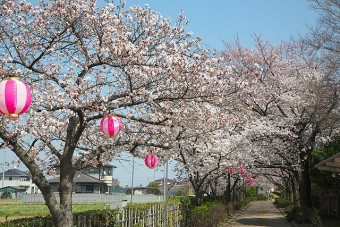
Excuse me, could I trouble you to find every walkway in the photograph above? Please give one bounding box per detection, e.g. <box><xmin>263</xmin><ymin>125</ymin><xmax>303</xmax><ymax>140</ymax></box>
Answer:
<box><xmin>219</xmin><ymin>200</ymin><xmax>293</xmax><ymax>227</ymax></box>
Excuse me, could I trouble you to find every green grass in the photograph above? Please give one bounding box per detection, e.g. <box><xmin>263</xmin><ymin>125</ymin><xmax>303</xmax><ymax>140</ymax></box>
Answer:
<box><xmin>0</xmin><ymin>199</ymin><xmax>107</xmax><ymax>217</ymax></box>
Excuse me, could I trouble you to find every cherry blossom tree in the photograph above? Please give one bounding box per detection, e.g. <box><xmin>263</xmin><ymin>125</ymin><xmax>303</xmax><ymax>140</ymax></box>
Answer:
<box><xmin>172</xmin><ymin>116</ymin><xmax>233</xmax><ymax>204</ymax></box>
<box><xmin>170</xmin><ymin>97</ymin><xmax>254</xmax><ymax>205</ymax></box>
<box><xmin>221</xmin><ymin>37</ymin><xmax>340</xmax><ymax>208</ymax></box>
<box><xmin>307</xmin><ymin>0</ymin><xmax>340</xmax><ymax>74</ymax></box>
<box><xmin>0</xmin><ymin>0</ymin><xmax>220</xmax><ymax>226</ymax></box>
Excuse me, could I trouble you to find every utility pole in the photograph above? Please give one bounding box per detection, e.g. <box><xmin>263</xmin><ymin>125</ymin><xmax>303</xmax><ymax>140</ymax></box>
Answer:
<box><xmin>163</xmin><ymin>159</ymin><xmax>169</xmax><ymax>227</ymax></box>
<box><xmin>1</xmin><ymin>151</ymin><xmax>6</xmax><ymax>188</ymax></box>
<box><xmin>130</xmin><ymin>156</ymin><xmax>135</xmax><ymax>203</ymax></box>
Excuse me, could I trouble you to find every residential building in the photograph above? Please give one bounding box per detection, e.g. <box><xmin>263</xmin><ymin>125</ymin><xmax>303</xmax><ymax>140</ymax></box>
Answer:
<box><xmin>0</xmin><ymin>169</ymin><xmax>36</xmax><ymax>194</ymax></box>
<box><xmin>48</xmin><ymin>172</ymin><xmax>108</xmax><ymax>193</ymax></box>
<box><xmin>154</xmin><ymin>178</ymin><xmax>177</xmax><ymax>187</ymax></box>
<box><xmin>82</xmin><ymin>164</ymin><xmax>115</xmax><ymax>188</ymax></box>
<box><xmin>49</xmin><ymin>164</ymin><xmax>117</xmax><ymax>194</ymax></box>
<box><xmin>0</xmin><ymin>164</ymin><xmax>118</xmax><ymax>196</ymax></box>
<box><xmin>152</xmin><ymin>178</ymin><xmax>194</xmax><ymax>196</ymax></box>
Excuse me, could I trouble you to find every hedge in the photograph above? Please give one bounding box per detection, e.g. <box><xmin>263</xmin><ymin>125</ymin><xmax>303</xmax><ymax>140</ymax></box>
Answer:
<box><xmin>0</xmin><ymin>209</ymin><xmax>119</xmax><ymax>227</ymax></box>
<box><xmin>274</xmin><ymin>198</ymin><xmax>293</xmax><ymax>208</ymax></box>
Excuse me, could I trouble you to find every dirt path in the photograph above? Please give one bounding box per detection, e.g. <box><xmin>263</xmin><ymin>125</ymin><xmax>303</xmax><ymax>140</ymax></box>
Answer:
<box><xmin>219</xmin><ymin>200</ymin><xmax>293</xmax><ymax>227</ymax></box>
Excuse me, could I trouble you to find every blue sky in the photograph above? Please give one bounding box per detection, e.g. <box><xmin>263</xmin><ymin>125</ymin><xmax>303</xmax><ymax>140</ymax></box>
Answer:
<box><xmin>125</xmin><ymin>0</ymin><xmax>318</xmax><ymax>50</ymax></box>
<box><xmin>2</xmin><ymin>0</ymin><xmax>319</xmax><ymax>187</ymax></box>
<box><xmin>111</xmin><ymin>153</ymin><xmax>178</xmax><ymax>188</ymax></box>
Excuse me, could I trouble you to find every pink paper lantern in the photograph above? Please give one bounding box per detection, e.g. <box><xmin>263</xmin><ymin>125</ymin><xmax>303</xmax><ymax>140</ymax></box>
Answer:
<box><xmin>0</xmin><ymin>77</ymin><xmax>32</xmax><ymax>119</ymax></box>
<box><xmin>228</xmin><ymin>167</ymin><xmax>234</xmax><ymax>174</ymax></box>
<box><xmin>144</xmin><ymin>153</ymin><xmax>158</xmax><ymax>169</ymax></box>
<box><xmin>238</xmin><ymin>162</ymin><xmax>246</xmax><ymax>175</ymax></box>
<box><xmin>100</xmin><ymin>115</ymin><xmax>123</xmax><ymax>138</ymax></box>
<box><xmin>239</xmin><ymin>166</ymin><xmax>245</xmax><ymax>175</ymax></box>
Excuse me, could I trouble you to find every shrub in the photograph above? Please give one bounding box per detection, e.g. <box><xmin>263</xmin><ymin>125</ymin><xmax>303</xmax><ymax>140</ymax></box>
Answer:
<box><xmin>185</xmin><ymin>199</ymin><xmax>229</xmax><ymax>227</ymax></box>
<box><xmin>287</xmin><ymin>206</ymin><xmax>323</xmax><ymax>225</ymax></box>
<box><xmin>74</xmin><ymin>209</ymin><xmax>118</xmax><ymax>227</ymax></box>
<box><xmin>0</xmin><ymin>216</ymin><xmax>54</xmax><ymax>227</ymax></box>
<box><xmin>170</xmin><ymin>196</ymin><xmax>194</xmax><ymax>226</ymax></box>
<box><xmin>188</xmin><ymin>204</ymin><xmax>211</xmax><ymax>227</ymax></box>
<box><xmin>257</xmin><ymin>194</ymin><xmax>267</xmax><ymax>201</ymax></box>
<box><xmin>272</xmin><ymin>190</ymin><xmax>281</xmax><ymax>197</ymax></box>
<box><xmin>275</xmin><ymin>198</ymin><xmax>293</xmax><ymax>208</ymax></box>
<box><xmin>245</xmin><ymin>187</ymin><xmax>257</xmax><ymax>198</ymax></box>
<box><xmin>1</xmin><ymin>198</ymin><xmax>229</xmax><ymax>227</ymax></box>
<box><xmin>0</xmin><ymin>210</ymin><xmax>119</xmax><ymax>227</ymax></box>
<box><xmin>1</xmin><ymin>190</ymin><xmax>12</xmax><ymax>199</ymax></box>
<box><xmin>209</xmin><ymin>201</ymin><xmax>228</xmax><ymax>225</ymax></box>
<box><xmin>286</xmin><ymin>206</ymin><xmax>310</xmax><ymax>224</ymax></box>
<box><xmin>234</xmin><ymin>198</ymin><xmax>251</xmax><ymax>211</ymax></box>
<box><xmin>247</xmin><ymin>197</ymin><xmax>258</xmax><ymax>202</ymax></box>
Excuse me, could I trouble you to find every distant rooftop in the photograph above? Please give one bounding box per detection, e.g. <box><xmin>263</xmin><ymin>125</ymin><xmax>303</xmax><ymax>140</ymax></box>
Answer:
<box><xmin>0</xmin><ymin>186</ymin><xmax>27</xmax><ymax>191</ymax></box>
<box><xmin>0</xmin><ymin>169</ymin><xmax>31</xmax><ymax>177</ymax></box>
<box><xmin>48</xmin><ymin>172</ymin><xmax>106</xmax><ymax>184</ymax></box>
<box><xmin>53</xmin><ymin>163</ymin><xmax>117</xmax><ymax>168</ymax></box>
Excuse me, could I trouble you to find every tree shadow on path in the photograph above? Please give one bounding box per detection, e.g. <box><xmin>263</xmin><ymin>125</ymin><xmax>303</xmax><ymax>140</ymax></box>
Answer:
<box><xmin>236</xmin><ymin>216</ymin><xmax>291</xmax><ymax>227</ymax></box>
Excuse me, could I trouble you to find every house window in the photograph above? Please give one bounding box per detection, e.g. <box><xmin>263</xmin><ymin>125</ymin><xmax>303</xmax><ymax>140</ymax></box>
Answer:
<box><xmin>76</xmin><ymin>185</ymin><xmax>83</xmax><ymax>193</ymax></box>
<box><xmin>89</xmin><ymin>168</ymin><xmax>98</xmax><ymax>173</ymax></box>
<box><xmin>101</xmin><ymin>170</ymin><xmax>108</xmax><ymax>176</ymax></box>
<box><xmin>86</xmin><ymin>185</ymin><xmax>94</xmax><ymax>193</ymax></box>
<box><xmin>108</xmin><ymin>169</ymin><xmax>112</xmax><ymax>174</ymax></box>
<box><xmin>9</xmin><ymin>177</ymin><xmax>12</xmax><ymax>181</ymax></box>
<box><xmin>76</xmin><ymin>185</ymin><xmax>94</xmax><ymax>193</ymax></box>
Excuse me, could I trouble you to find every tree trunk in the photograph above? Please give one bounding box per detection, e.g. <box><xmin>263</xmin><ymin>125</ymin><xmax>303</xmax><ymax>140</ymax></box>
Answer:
<box><xmin>225</xmin><ymin>173</ymin><xmax>231</xmax><ymax>203</ymax></box>
<box><xmin>194</xmin><ymin>189</ymin><xmax>205</xmax><ymax>206</ymax></box>
<box><xmin>291</xmin><ymin>171</ymin><xmax>299</xmax><ymax>206</ymax></box>
<box><xmin>209</xmin><ymin>181</ymin><xmax>218</xmax><ymax>199</ymax></box>
<box><xmin>52</xmin><ymin>115</ymin><xmax>79</xmax><ymax>226</ymax></box>
<box><xmin>299</xmin><ymin>159</ymin><xmax>312</xmax><ymax>208</ymax></box>
<box><xmin>56</xmin><ymin>159</ymin><xmax>76</xmax><ymax>227</ymax></box>
<box><xmin>225</xmin><ymin>173</ymin><xmax>231</xmax><ymax>215</ymax></box>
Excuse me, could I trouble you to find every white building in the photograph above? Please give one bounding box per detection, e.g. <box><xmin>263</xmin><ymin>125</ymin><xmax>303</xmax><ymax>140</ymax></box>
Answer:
<box><xmin>0</xmin><ymin>168</ymin><xmax>39</xmax><ymax>194</ymax></box>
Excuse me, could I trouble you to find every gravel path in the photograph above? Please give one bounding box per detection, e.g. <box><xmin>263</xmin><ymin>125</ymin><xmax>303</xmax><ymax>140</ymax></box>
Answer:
<box><xmin>219</xmin><ymin>200</ymin><xmax>293</xmax><ymax>227</ymax></box>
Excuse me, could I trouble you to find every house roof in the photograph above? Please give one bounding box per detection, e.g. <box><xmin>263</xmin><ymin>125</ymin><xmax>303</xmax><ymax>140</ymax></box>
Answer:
<box><xmin>0</xmin><ymin>186</ymin><xmax>27</xmax><ymax>191</ymax></box>
<box><xmin>48</xmin><ymin>172</ymin><xmax>106</xmax><ymax>184</ymax></box>
<box><xmin>0</xmin><ymin>169</ymin><xmax>31</xmax><ymax>177</ymax></box>
<box><xmin>176</xmin><ymin>180</ymin><xmax>191</xmax><ymax>185</ymax></box>
<box><xmin>54</xmin><ymin>163</ymin><xmax>117</xmax><ymax>168</ymax></box>
<box><xmin>112</xmin><ymin>187</ymin><xmax>126</xmax><ymax>193</ymax></box>
<box><xmin>154</xmin><ymin>178</ymin><xmax>176</xmax><ymax>184</ymax></box>
<box><xmin>315</xmin><ymin>152</ymin><xmax>340</xmax><ymax>173</ymax></box>
<box><xmin>100</xmin><ymin>164</ymin><xmax>117</xmax><ymax>168</ymax></box>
